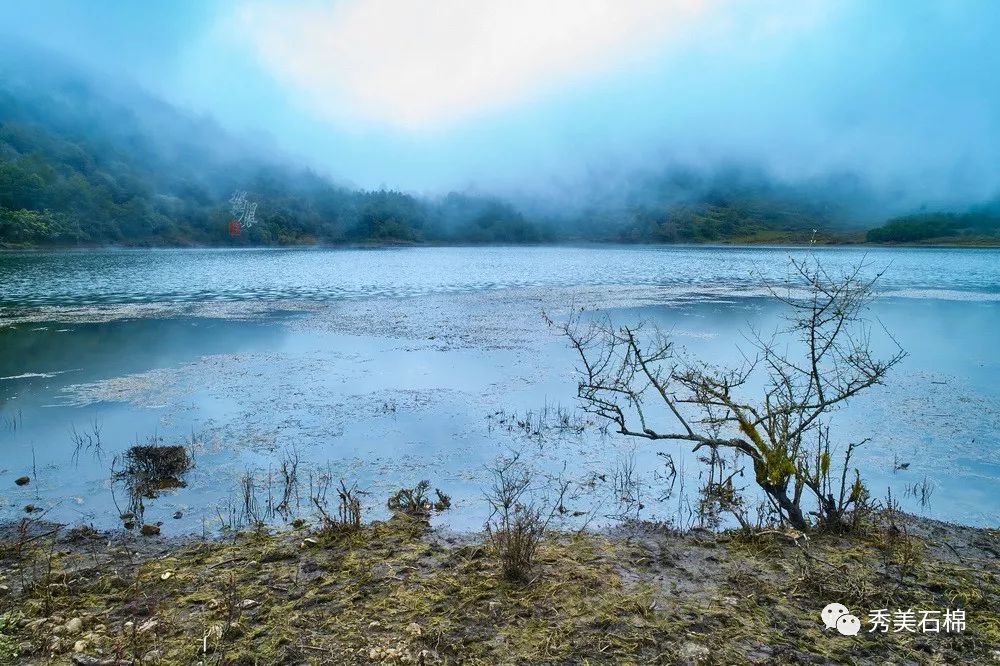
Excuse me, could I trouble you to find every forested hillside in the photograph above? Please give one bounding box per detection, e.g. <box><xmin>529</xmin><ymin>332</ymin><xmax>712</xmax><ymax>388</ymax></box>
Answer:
<box><xmin>2</xmin><ymin>47</ymin><xmax>996</xmax><ymax>248</ymax></box>
<box><xmin>0</xmin><ymin>48</ymin><xmax>549</xmax><ymax>247</ymax></box>
<box><xmin>866</xmin><ymin>209</ymin><xmax>1000</xmax><ymax>244</ymax></box>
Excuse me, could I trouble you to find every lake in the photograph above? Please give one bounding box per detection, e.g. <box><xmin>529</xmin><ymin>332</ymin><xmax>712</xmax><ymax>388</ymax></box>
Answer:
<box><xmin>1</xmin><ymin>245</ymin><xmax>998</xmax><ymax>533</ymax></box>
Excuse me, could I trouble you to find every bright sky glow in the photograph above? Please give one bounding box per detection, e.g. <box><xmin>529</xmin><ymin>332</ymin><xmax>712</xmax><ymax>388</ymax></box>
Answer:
<box><xmin>236</xmin><ymin>0</ymin><xmax>716</xmax><ymax>129</ymax></box>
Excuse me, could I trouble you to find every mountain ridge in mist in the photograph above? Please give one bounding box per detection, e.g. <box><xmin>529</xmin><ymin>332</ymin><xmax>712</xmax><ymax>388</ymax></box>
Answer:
<box><xmin>1</xmin><ymin>44</ymin><xmax>996</xmax><ymax>248</ymax></box>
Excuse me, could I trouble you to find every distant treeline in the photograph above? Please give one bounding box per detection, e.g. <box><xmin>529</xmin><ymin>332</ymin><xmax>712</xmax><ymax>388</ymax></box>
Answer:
<box><xmin>866</xmin><ymin>210</ymin><xmax>1000</xmax><ymax>243</ymax></box>
<box><xmin>0</xmin><ymin>48</ymin><xmax>556</xmax><ymax>248</ymax></box>
<box><xmin>0</xmin><ymin>84</ymin><xmax>839</xmax><ymax>248</ymax></box>
<box><xmin>1</xmin><ymin>47</ymin><xmax>997</xmax><ymax>248</ymax></box>
<box><xmin>0</xmin><ymin>90</ymin><xmax>545</xmax><ymax>246</ymax></box>
<box><xmin>615</xmin><ymin>198</ymin><xmax>839</xmax><ymax>244</ymax></box>
<box><xmin>0</xmin><ymin>101</ymin><xmax>841</xmax><ymax>247</ymax></box>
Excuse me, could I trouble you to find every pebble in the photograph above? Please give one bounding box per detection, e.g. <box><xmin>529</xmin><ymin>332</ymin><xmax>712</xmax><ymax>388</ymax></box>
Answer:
<box><xmin>71</xmin><ymin>655</ymin><xmax>131</xmax><ymax>666</ymax></box>
<box><xmin>64</xmin><ymin>617</ymin><xmax>84</xmax><ymax>635</ymax></box>
<box><xmin>141</xmin><ymin>524</ymin><xmax>160</xmax><ymax>536</ymax></box>
<box><xmin>15</xmin><ymin>476</ymin><xmax>30</xmax><ymax>486</ymax></box>
<box><xmin>679</xmin><ymin>641</ymin><xmax>710</xmax><ymax>664</ymax></box>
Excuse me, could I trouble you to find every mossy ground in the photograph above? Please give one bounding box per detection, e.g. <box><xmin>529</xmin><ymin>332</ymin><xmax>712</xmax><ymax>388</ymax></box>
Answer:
<box><xmin>0</xmin><ymin>513</ymin><xmax>997</xmax><ymax>665</ymax></box>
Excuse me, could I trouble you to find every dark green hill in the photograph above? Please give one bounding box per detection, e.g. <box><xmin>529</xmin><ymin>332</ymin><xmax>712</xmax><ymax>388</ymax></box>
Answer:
<box><xmin>866</xmin><ymin>208</ymin><xmax>1000</xmax><ymax>244</ymax></box>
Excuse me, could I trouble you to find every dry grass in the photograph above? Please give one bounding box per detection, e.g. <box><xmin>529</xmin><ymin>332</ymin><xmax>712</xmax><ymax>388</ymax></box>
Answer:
<box><xmin>0</xmin><ymin>512</ymin><xmax>997</xmax><ymax>665</ymax></box>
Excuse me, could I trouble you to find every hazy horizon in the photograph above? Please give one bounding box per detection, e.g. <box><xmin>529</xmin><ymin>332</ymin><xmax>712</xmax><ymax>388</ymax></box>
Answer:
<box><xmin>3</xmin><ymin>0</ymin><xmax>999</xmax><ymax>215</ymax></box>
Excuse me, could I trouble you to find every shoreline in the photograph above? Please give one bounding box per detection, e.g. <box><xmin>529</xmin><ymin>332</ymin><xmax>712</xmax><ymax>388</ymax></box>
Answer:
<box><xmin>0</xmin><ymin>514</ymin><xmax>1000</xmax><ymax>665</ymax></box>
<box><xmin>3</xmin><ymin>239</ymin><xmax>1000</xmax><ymax>252</ymax></box>
<box><xmin>1</xmin><ymin>512</ymin><xmax>998</xmax><ymax>664</ymax></box>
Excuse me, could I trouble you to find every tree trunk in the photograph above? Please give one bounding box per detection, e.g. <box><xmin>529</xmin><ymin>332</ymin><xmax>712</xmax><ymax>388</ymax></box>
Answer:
<box><xmin>761</xmin><ymin>482</ymin><xmax>809</xmax><ymax>531</ymax></box>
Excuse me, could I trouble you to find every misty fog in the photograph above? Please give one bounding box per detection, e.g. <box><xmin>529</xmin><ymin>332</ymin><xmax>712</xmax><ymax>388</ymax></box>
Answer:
<box><xmin>2</xmin><ymin>0</ymin><xmax>998</xmax><ymax>227</ymax></box>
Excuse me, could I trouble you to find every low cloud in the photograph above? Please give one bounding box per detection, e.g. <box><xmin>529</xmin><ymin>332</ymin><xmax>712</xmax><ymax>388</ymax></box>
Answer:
<box><xmin>235</xmin><ymin>0</ymin><xmax>715</xmax><ymax>129</ymax></box>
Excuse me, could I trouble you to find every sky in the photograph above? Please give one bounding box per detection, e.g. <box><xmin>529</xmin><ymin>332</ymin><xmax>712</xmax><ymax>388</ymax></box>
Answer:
<box><xmin>4</xmin><ymin>0</ymin><xmax>1000</xmax><ymax>209</ymax></box>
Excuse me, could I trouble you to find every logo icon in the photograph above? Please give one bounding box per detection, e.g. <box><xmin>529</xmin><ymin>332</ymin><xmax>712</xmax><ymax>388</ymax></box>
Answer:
<box><xmin>822</xmin><ymin>603</ymin><xmax>849</xmax><ymax>630</ymax></box>
<box><xmin>822</xmin><ymin>603</ymin><xmax>861</xmax><ymax>636</ymax></box>
<box><xmin>836</xmin><ymin>613</ymin><xmax>861</xmax><ymax>636</ymax></box>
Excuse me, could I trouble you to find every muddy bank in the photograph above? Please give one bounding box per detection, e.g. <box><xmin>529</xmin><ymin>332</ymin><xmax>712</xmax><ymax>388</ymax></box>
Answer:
<box><xmin>0</xmin><ymin>511</ymin><xmax>997</xmax><ymax>665</ymax></box>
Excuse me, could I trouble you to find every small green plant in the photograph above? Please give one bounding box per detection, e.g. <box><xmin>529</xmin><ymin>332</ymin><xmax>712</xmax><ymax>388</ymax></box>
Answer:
<box><xmin>388</xmin><ymin>480</ymin><xmax>432</xmax><ymax>514</ymax></box>
<box><xmin>0</xmin><ymin>612</ymin><xmax>22</xmax><ymax>664</ymax></box>
<box><xmin>388</xmin><ymin>481</ymin><xmax>452</xmax><ymax>516</ymax></box>
<box><xmin>433</xmin><ymin>488</ymin><xmax>452</xmax><ymax>512</ymax></box>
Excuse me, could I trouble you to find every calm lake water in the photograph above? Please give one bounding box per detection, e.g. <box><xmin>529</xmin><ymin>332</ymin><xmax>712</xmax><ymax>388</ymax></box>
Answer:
<box><xmin>1</xmin><ymin>246</ymin><xmax>998</xmax><ymax>532</ymax></box>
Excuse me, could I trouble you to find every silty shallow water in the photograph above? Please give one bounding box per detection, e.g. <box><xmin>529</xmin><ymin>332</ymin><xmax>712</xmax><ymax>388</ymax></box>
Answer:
<box><xmin>0</xmin><ymin>245</ymin><xmax>997</xmax><ymax>532</ymax></box>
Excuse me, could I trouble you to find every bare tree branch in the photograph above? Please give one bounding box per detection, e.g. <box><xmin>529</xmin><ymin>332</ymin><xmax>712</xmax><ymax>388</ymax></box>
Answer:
<box><xmin>549</xmin><ymin>255</ymin><xmax>905</xmax><ymax>531</ymax></box>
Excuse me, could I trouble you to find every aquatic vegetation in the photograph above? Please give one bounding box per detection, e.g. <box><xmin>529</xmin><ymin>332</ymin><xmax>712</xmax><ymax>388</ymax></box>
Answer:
<box><xmin>110</xmin><ymin>440</ymin><xmax>194</xmax><ymax>530</ymax></box>
<box><xmin>387</xmin><ymin>481</ymin><xmax>452</xmax><ymax>517</ymax></box>
<box><xmin>0</xmin><ymin>410</ymin><xmax>22</xmax><ymax>434</ymax></box>
<box><xmin>903</xmin><ymin>475</ymin><xmax>936</xmax><ymax>510</ymax></box>
<box><xmin>69</xmin><ymin>419</ymin><xmax>103</xmax><ymax>464</ymax></box>
<box><xmin>313</xmin><ymin>480</ymin><xmax>363</xmax><ymax>535</ymax></box>
<box><xmin>122</xmin><ymin>443</ymin><xmax>193</xmax><ymax>482</ymax></box>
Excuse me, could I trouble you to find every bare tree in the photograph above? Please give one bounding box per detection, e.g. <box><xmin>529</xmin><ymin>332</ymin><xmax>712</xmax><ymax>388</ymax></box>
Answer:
<box><xmin>549</xmin><ymin>255</ymin><xmax>905</xmax><ymax>532</ymax></box>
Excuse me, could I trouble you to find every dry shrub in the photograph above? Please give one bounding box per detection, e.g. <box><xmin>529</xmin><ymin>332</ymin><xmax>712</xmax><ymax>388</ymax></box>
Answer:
<box><xmin>552</xmin><ymin>255</ymin><xmax>906</xmax><ymax>533</ymax></box>
<box><xmin>484</xmin><ymin>456</ymin><xmax>552</xmax><ymax>581</ymax></box>
<box><xmin>313</xmin><ymin>480</ymin><xmax>363</xmax><ymax>534</ymax></box>
<box><xmin>336</xmin><ymin>480</ymin><xmax>362</xmax><ymax>531</ymax></box>
<box><xmin>112</xmin><ymin>441</ymin><xmax>194</xmax><ymax>528</ymax></box>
